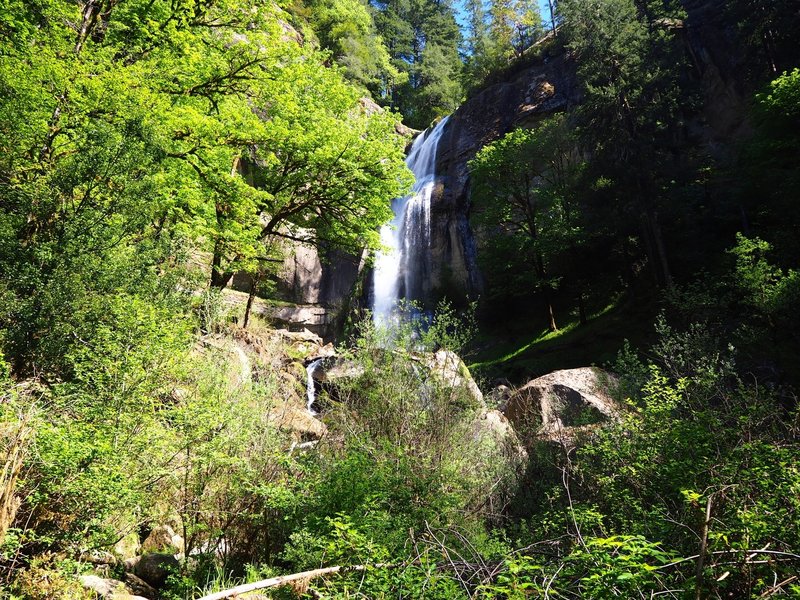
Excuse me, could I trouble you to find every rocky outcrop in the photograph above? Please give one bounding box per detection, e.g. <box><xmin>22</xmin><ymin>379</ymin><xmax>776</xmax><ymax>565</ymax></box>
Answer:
<box><xmin>504</xmin><ymin>367</ymin><xmax>621</xmax><ymax>445</ymax></box>
<box><xmin>428</xmin><ymin>52</ymin><xmax>581</xmax><ymax>303</ymax></box>
<box><xmin>677</xmin><ymin>0</ymin><xmax>756</xmax><ymax>153</ymax></box>
<box><xmin>274</xmin><ymin>245</ymin><xmax>366</xmax><ymax>309</ymax></box>
<box><xmin>268</xmin><ymin>305</ymin><xmax>333</xmax><ymax>338</ymax></box>
<box><xmin>195</xmin><ymin>327</ymin><xmax>329</xmax><ymax>441</ymax></box>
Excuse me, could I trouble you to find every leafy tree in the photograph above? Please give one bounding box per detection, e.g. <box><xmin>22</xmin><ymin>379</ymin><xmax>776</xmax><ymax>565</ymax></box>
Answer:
<box><xmin>207</xmin><ymin>58</ymin><xmax>412</xmax><ymax>288</ymax></box>
<box><xmin>469</xmin><ymin>116</ymin><xmax>585</xmax><ymax>330</ymax></box>
<box><xmin>725</xmin><ymin>0</ymin><xmax>800</xmax><ymax>77</ymax></box>
<box><xmin>557</xmin><ymin>0</ymin><xmax>692</xmax><ymax>289</ymax></box>
<box><xmin>736</xmin><ymin>69</ymin><xmax>800</xmax><ymax>264</ymax></box>
<box><xmin>0</xmin><ymin>0</ymin><xmax>411</xmax><ymax>371</ymax></box>
<box><xmin>298</xmin><ymin>0</ymin><xmax>406</xmax><ymax>98</ymax></box>
<box><xmin>488</xmin><ymin>0</ymin><xmax>543</xmax><ymax>59</ymax></box>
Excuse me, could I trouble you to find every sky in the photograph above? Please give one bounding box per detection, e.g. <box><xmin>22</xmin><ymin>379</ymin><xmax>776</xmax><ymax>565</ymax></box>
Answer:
<box><xmin>453</xmin><ymin>0</ymin><xmax>555</xmax><ymax>35</ymax></box>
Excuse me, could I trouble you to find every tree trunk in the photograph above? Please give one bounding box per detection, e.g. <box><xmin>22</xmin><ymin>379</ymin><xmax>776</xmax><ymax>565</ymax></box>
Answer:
<box><xmin>243</xmin><ymin>283</ymin><xmax>255</xmax><ymax>329</ymax></box>
<box><xmin>210</xmin><ymin>247</ymin><xmax>234</xmax><ymax>289</ymax></box>
<box><xmin>648</xmin><ymin>209</ymin><xmax>673</xmax><ymax>289</ymax></box>
<box><xmin>546</xmin><ymin>296</ymin><xmax>558</xmax><ymax>332</ymax></box>
<box><xmin>639</xmin><ymin>213</ymin><xmax>661</xmax><ymax>288</ymax></box>
<box><xmin>536</xmin><ymin>252</ymin><xmax>558</xmax><ymax>332</ymax></box>
<box><xmin>577</xmin><ymin>289</ymin><xmax>587</xmax><ymax>326</ymax></box>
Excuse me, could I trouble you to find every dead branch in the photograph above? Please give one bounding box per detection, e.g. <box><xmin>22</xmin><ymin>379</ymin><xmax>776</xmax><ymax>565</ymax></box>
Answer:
<box><xmin>195</xmin><ymin>563</ymin><xmax>396</xmax><ymax>600</ymax></box>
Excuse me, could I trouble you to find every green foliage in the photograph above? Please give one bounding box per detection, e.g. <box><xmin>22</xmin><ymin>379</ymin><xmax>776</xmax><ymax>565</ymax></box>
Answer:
<box><xmin>2</xmin><ymin>3</ymin><xmax>800</xmax><ymax>599</ymax></box>
<box><xmin>727</xmin><ymin>234</ymin><xmax>800</xmax><ymax>366</ymax></box>
<box><xmin>735</xmin><ymin>70</ymin><xmax>800</xmax><ymax>271</ymax></box>
<box><xmin>469</xmin><ymin>116</ymin><xmax>585</xmax><ymax>326</ymax></box>
<box><xmin>757</xmin><ymin>68</ymin><xmax>800</xmax><ymax>120</ymax></box>
<box><xmin>725</xmin><ymin>0</ymin><xmax>800</xmax><ymax>76</ymax></box>
<box><xmin>555</xmin><ymin>0</ymin><xmax>697</xmax><ymax>289</ymax></box>
<box><xmin>372</xmin><ymin>0</ymin><xmax>464</xmax><ymax>127</ymax></box>
<box><xmin>278</xmin><ymin>308</ymin><xmax>518</xmax><ymax>596</ymax></box>
<box><xmin>0</xmin><ymin>0</ymin><xmax>411</xmax><ymax>371</ymax></box>
<box><xmin>299</xmin><ymin>0</ymin><xmax>405</xmax><ymax>96</ymax></box>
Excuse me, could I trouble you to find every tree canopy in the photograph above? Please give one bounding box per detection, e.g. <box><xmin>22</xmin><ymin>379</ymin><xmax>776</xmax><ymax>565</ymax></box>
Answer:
<box><xmin>0</xmin><ymin>0</ymin><xmax>411</xmax><ymax>371</ymax></box>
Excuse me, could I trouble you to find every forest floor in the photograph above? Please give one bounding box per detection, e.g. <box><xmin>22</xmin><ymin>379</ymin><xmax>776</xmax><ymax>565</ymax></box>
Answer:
<box><xmin>469</xmin><ymin>292</ymin><xmax>660</xmax><ymax>385</ymax></box>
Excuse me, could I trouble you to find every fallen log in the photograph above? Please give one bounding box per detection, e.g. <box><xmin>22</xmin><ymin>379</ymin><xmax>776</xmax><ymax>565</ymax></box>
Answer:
<box><xmin>196</xmin><ymin>563</ymin><xmax>394</xmax><ymax>600</ymax></box>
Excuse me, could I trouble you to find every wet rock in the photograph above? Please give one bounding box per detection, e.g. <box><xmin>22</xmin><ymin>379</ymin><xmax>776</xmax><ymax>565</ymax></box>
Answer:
<box><xmin>313</xmin><ymin>358</ymin><xmax>364</xmax><ymax>383</ymax></box>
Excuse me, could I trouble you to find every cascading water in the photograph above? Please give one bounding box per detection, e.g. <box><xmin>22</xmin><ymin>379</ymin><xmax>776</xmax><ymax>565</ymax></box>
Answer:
<box><xmin>372</xmin><ymin>116</ymin><xmax>450</xmax><ymax>325</ymax></box>
<box><xmin>305</xmin><ymin>358</ymin><xmax>323</xmax><ymax>414</ymax></box>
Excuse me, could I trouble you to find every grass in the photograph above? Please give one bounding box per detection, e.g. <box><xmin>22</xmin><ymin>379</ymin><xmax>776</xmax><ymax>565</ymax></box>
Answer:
<box><xmin>468</xmin><ymin>292</ymin><xmax>660</xmax><ymax>385</ymax></box>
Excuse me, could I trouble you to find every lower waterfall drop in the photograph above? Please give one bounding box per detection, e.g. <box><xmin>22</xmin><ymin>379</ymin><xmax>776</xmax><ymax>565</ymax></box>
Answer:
<box><xmin>372</xmin><ymin>116</ymin><xmax>450</xmax><ymax>326</ymax></box>
<box><xmin>305</xmin><ymin>358</ymin><xmax>323</xmax><ymax>415</ymax></box>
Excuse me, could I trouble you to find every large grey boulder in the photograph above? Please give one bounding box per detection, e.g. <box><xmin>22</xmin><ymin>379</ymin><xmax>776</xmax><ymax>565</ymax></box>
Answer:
<box><xmin>124</xmin><ymin>573</ymin><xmax>158</xmax><ymax>598</ymax></box>
<box><xmin>504</xmin><ymin>367</ymin><xmax>621</xmax><ymax>444</ymax></box>
<box><xmin>421</xmin><ymin>349</ymin><xmax>484</xmax><ymax>406</ymax></box>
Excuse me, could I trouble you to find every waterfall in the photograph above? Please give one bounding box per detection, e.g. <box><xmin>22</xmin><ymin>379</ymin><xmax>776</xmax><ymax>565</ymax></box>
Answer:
<box><xmin>305</xmin><ymin>358</ymin><xmax>323</xmax><ymax>414</ymax></box>
<box><xmin>372</xmin><ymin>116</ymin><xmax>450</xmax><ymax>325</ymax></box>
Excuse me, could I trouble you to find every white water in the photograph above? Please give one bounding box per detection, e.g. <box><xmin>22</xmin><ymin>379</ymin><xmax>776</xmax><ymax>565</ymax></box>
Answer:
<box><xmin>305</xmin><ymin>358</ymin><xmax>323</xmax><ymax>414</ymax></box>
<box><xmin>372</xmin><ymin>116</ymin><xmax>450</xmax><ymax>325</ymax></box>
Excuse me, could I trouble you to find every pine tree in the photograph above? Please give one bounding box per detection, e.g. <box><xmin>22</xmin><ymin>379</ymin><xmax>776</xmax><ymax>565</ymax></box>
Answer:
<box><xmin>373</xmin><ymin>0</ymin><xmax>464</xmax><ymax>127</ymax></box>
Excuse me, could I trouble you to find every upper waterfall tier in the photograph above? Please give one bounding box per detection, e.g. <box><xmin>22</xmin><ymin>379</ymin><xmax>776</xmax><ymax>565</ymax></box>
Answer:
<box><xmin>372</xmin><ymin>117</ymin><xmax>450</xmax><ymax>325</ymax></box>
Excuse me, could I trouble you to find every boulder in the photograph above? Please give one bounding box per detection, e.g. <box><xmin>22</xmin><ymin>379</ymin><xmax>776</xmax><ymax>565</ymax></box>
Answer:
<box><xmin>274</xmin><ymin>327</ymin><xmax>323</xmax><ymax>345</ymax></box>
<box><xmin>422</xmin><ymin>349</ymin><xmax>484</xmax><ymax>406</ymax></box>
<box><xmin>141</xmin><ymin>524</ymin><xmax>184</xmax><ymax>555</ymax></box>
<box><xmin>133</xmin><ymin>553</ymin><xmax>180</xmax><ymax>589</ymax></box>
<box><xmin>312</xmin><ymin>358</ymin><xmax>364</xmax><ymax>383</ymax></box>
<box><xmin>488</xmin><ymin>382</ymin><xmax>513</xmax><ymax>412</ymax></box>
<box><xmin>199</xmin><ymin>335</ymin><xmax>252</xmax><ymax>386</ymax></box>
<box><xmin>79</xmin><ymin>575</ymin><xmax>125</xmax><ymax>597</ymax></box>
<box><xmin>124</xmin><ymin>573</ymin><xmax>158</xmax><ymax>598</ymax></box>
<box><xmin>463</xmin><ymin>408</ymin><xmax>527</xmax><ymax>512</ymax></box>
<box><xmin>471</xmin><ymin>408</ymin><xmax>527</xmax><ymax>464</ymax></box>
<box><xmin>504</xmin><ymin>368</ymin><xmax>621</xmax><ymax>445</ymax></box>
<box><xmin>78</xmin><ymin>575</ymin><xmax>150</xmax><ymax>599</ymax></box>
<box><xmin>267</xmin><ymin>402</ymin><xmax>327</xmax><ymax>439</ymax></box>
<box><xmin>122</xmin><ymin>556</ymin><xmax>139</xmax><ymax>573</ymax></box>
<box><xmin>268</xmin><ymin>305</ymin><xmax>333</xmax><ymax>338</ymax></box>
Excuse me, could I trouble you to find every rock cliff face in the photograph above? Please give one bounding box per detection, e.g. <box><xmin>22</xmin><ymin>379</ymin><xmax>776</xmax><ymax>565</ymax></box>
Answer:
<box><xmin>678</xmin><ymin>0</ymin><xmax>755</xmax><ymax>155</ymax></box>
<box><xmin>428</xmin><ymin>51</ymin><xmax>581</xmax><ymax>302</ymax></box>
<box><xmin>426</xmin><ymin>4</ymin><xmax>760</xmax><ymax>304</ymax></box>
